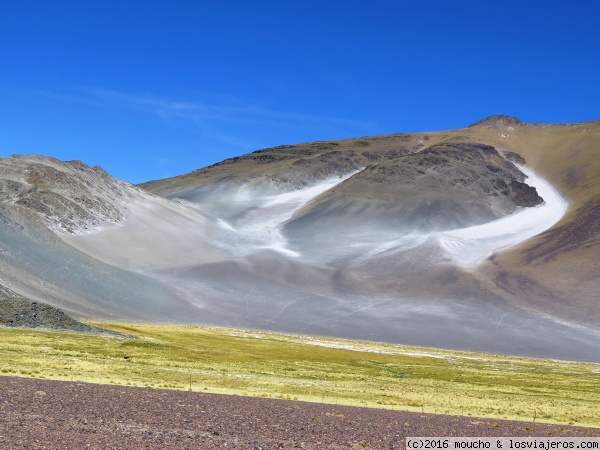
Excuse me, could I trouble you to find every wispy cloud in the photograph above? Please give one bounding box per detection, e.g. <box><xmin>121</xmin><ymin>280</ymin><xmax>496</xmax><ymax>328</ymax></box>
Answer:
<box><xmin>36</xmin><ymin>88</ymin><xmax>377</xmax><ymax>153</ymax></box>
<box><xmin>82</xmin><ymin>88</ymin><xmax>374</xmax><ymax>130</ymax></box>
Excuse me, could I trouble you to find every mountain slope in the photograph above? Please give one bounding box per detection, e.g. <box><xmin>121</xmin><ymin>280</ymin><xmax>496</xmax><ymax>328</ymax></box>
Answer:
<box><xmin>0</xmin><ymin>156</ymin><xmax>203</xmax><ymax>322</ymax></box>
<box><xmin>466</xmin><ymin>119</ymin><xmax>600</xmax><ymax>324</ymax></box>
<box><xmin>2</xmin><ymin>116</ymin><xmax>599</xmax><ymax>362</ymax></box>
<box><xmin>141</xmin><ymin>116</ymin><xmax>600</xmax><ymax>327</ymax></box>
<box><xmin>140</xmin><ymin>117</ymin><xmax>600</xmax><ymax>361</ymax></box>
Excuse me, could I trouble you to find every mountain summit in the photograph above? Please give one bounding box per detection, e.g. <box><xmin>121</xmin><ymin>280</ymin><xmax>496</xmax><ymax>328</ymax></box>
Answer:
<box><xmin>468</xmin><ymin>115</ymin><xmax>525</xmax><ymax>128</ymax></box>
<box><xmin>1</xmin><ymin>117</ymin><xmax>599</xmax><ymax>362</ymax></box>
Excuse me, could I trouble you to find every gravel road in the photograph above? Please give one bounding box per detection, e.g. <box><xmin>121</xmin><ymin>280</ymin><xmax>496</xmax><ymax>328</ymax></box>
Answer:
<box><xmin>0</xmin><ymin>376</ymin><xmax>597</xmax><ymax>449</ymax></box>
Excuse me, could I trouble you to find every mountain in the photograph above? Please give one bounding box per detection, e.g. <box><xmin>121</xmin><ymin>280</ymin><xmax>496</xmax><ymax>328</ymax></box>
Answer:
<box><xmin>0</xmin><ymin>155</ymin><xmax>204</xmax><ymax>323</ymax></box>
<box><xmin>1</xmin><ymin>116</ymin><xmax>599</xmax><ymax>361</ymax></box>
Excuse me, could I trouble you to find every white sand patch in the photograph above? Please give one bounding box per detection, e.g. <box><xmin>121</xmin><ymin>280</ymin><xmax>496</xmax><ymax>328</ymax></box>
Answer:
<box><xmin>437</xmin><ymin>166</ymin><xmax>569</xmax><ymax>267</ymax></box>
<box><xmin>208</xmin><ymin>171</ymin><xmax>361</xmax><ymax>258</ymax></box>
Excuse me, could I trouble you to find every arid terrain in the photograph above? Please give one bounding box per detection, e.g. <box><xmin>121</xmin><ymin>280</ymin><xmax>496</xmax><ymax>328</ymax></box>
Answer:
<box><xmin>1</xmin><ymin>376</ymin><xmax>599</xmax><ymax>450</ymax></box>
<box><xmin>0</xmin><ymin>116</ymin><xmax>599</xmax><ymax>361</ymax></box>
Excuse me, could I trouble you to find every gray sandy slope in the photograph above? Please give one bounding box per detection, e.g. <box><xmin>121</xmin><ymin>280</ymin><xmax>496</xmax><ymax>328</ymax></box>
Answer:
<box><xmin>0</xmin><ymin>157</ymin><xmax>198</xmax><ymax>322</ymax></box>
<box><xmin>0</xmin><ymin>203</ymin><xmax>198</xmax><ymax>323</ymax></box>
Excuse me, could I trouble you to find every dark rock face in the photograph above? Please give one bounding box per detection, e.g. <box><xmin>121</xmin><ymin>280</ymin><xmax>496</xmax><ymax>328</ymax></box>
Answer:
<box><xmin>509</xmin><ymin>181</ymin><xmax>544</xmax><ymax>207</ymax></box>
<box><xmin>504</xmin><ymin>151</ymin><xmax>527</xmax><ymax>165</ymax></box>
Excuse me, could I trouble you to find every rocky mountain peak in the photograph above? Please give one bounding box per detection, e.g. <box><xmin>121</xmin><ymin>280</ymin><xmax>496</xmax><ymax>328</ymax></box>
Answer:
<box><xmin>468</xmin><ymin>115</ymin><xmax>525</xmax><ymax>129</ymax></box>
<box><xmin>0</xmin><ymin>154</ymin><xmax>154</xmax><ymax>234</ymax></box>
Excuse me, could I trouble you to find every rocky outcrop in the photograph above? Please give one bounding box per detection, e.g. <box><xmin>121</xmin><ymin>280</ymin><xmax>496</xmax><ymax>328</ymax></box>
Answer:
<box><xmin>0</xmin><ymin>284</ymin><xmax>122</xmax><ymax>334</ymax></box>
<box><xmin>508</xmin><ymin>180</ymin><xmax>544</xmax><ymax>207</ymax></box>
<box><xmin>503</xmin><ymin>151</ymin><xmax>527</xmax><ymax>165</ymax></box>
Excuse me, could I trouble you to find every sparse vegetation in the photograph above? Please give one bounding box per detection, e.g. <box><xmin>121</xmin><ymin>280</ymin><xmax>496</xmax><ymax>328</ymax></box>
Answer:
<box><xmin>0</xmin><ymin>323</ymin><xmax>598</xmax><ymax>427</ymax></box>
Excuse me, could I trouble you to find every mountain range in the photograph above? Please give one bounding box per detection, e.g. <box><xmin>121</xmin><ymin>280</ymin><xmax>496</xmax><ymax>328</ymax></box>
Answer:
<box><xmin>1</xmin><ymin>115</ymin><xmax>598</xmax><ymax>362</ymax></box>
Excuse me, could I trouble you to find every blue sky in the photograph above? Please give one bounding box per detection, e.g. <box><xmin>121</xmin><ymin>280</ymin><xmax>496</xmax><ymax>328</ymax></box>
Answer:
<box><xmin>1</xmin><ymin>1</ymin><xmax>598</xmax><ymax>183</ymax></box>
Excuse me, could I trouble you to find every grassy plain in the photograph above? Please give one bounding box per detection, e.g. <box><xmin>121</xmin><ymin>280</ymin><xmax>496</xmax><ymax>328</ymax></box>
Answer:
<box><xmin>0</xmin><ymin>323</ymin><xmax>598</xmax><ymax>427</ymax></box>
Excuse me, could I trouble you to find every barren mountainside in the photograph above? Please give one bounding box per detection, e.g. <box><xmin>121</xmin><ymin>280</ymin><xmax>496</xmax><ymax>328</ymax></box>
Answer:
<box><xmin>1</xmin><ymin>115</ymin><xmax>599</xmax><ymax>362</ymax></box>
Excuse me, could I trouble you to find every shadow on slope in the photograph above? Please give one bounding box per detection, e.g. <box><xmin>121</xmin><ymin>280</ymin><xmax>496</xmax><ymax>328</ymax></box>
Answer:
<box><xmin>0</xmin><ymin>204</ymin><xmax>196</xmax><ymax>323</ymax></box>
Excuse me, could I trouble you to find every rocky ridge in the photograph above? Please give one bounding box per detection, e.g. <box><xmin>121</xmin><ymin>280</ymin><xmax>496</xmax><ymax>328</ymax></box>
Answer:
<box><xmin>284</xmin><ymin>141</ymin><xmax>543</xmax><ymax>235</ymax></box>
<box><xmin>139</xmin><ymin>132</ymin><xmax>430</xmax><ymax>196</ymax></box>
<box><xmin>0</xmin><ymin>155</ymin><xmax>156</xmax><ymax>235</ymax></box>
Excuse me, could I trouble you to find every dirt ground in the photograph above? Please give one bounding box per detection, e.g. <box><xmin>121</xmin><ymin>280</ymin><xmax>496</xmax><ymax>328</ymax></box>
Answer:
<box><xmin>1</xmin><ymin>376</ymin><xmax>598</xmax><ymax>449</ymax></box>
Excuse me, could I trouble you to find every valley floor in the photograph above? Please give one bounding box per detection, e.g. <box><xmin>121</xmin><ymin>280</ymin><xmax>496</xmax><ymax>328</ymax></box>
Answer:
<box><xmin>1</xmin><ymin>324</ymin><xmax>599</xmax><ymax>429</ymax></box>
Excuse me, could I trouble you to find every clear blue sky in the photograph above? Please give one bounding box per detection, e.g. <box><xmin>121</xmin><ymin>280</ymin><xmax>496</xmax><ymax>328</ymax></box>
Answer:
<box><xmin>1</xmin><ymin>1</ymin><xmax>598</xmax><ymax>183</ymax></box>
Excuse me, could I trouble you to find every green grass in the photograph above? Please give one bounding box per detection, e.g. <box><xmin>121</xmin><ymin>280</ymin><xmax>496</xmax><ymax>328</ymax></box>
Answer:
<box><xmin>1</xmin><ymin>323</ymin><xmax>599</xmax><ymax>427</ymax></box>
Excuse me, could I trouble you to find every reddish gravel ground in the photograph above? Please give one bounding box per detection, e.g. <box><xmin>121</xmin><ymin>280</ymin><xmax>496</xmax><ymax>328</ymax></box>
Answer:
<box><xmin>0</xmin><ymin>376</ymin><xmax>598</xmax><ymax>449</ymax></box>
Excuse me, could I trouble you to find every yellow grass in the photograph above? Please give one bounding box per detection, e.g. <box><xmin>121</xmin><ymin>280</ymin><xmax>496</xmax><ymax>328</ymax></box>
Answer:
<box><xmin>0</xmin><ymin>323</ymin><xmax>599</xmax><ymax>427</ymax></box>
